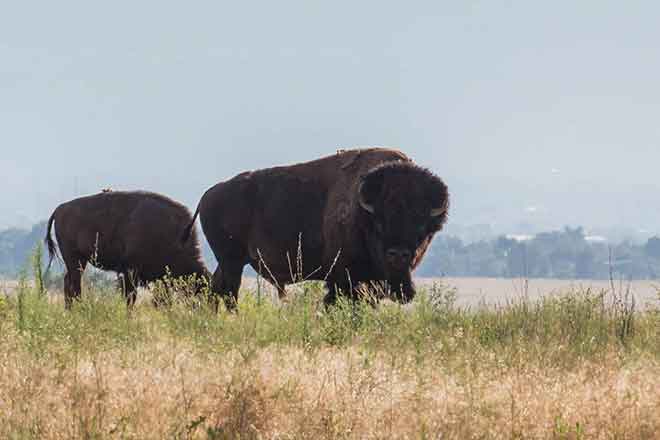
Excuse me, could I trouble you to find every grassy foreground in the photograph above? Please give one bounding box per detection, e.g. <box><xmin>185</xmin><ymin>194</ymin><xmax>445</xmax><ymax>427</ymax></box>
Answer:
<box><xmin>0</xmin><ymin>275</ymin><xmax>658</xmax><ymax>439</ymax></box>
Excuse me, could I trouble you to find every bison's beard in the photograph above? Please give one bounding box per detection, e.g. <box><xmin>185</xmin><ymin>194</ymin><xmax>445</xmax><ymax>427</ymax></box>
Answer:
<box><xmin>386</xmin><ymin>271</ymin><xmax>415</xmax><ymax>303</ymax></box>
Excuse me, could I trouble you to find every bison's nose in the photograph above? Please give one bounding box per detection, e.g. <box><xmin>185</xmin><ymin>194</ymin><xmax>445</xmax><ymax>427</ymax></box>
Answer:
<box><xmin>386</xmin><ymin>248</ymin><xmax>412</xmax><ymax>269</ymax></box>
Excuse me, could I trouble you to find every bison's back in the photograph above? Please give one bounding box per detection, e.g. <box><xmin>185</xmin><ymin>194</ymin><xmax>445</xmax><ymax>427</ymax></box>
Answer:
<box><xmin>54</xmin><ymin>191</ymin><xmax>202</xmax><ymax>277</ymax></box>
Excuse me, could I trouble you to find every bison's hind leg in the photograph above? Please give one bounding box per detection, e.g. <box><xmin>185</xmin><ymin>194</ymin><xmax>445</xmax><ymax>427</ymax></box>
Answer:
<box><xmin>120</xmin><ymin>270</ymin><xmax>140</xmax><ymax>308</ymax></box>
<box><xmin>63</xmin><ymin>259</ymin><xmax>87</xmax><ymax>310</ymax></box>
<box><xmin>211</xmin><ymin>259</ymin><xmax>245</xmax><ymax>312</ymax></box>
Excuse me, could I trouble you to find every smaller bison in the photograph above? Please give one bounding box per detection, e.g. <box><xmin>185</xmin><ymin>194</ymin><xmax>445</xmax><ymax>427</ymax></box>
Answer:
<box><xmin>45</xmin><ymin>190</ymin><xmax>208</xmax><ymax>308</ymax></box>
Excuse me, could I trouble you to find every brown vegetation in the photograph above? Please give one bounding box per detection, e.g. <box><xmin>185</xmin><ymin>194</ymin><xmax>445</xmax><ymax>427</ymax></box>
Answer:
<box><xmin>0</xmin><ymin>273</ymin><xmax>658</xmax><ymax>439</ymax></box>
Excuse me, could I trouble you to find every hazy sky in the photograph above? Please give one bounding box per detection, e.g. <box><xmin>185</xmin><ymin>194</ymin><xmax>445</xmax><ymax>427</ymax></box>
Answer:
<box><xmin>2</xmin><ymin>1</ymin><xmax>659</xmax><ymax>234</ymax></box>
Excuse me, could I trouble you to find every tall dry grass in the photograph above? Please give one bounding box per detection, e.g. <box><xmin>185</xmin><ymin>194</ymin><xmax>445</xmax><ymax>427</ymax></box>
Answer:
<box><xmin>0</xmin><ymin>265</ymin><xmax>658</xmax><ymax>439</ymax></box>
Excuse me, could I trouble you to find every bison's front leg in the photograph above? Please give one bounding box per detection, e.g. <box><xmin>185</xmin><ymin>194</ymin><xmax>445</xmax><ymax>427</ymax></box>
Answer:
<box><xmin>323</xmin><ymin>277</ymin><xmax>360</xmax><ymax>308</ymax></box>
<box><xmin>388</xmin><ymin>274</ymin><xmax>416</xmax><ymax>304</ymax></box>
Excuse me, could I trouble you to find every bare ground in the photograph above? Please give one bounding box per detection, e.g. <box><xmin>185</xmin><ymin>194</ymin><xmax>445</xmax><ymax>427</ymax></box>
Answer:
<box><xmin>240</xmin><ymin>276</ymin><xmax>660</xmax><ymax>309</ymax></box>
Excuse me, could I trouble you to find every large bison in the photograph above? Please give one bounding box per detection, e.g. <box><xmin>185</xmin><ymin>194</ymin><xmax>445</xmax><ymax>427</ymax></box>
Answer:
<box><xmin>45</xmin><ymin>190</ymin><xmax>208</xmax><ymax>308</ymax></box>
<box><xmin>183</xmin><ymin>148</ymin><xmax>449</xmax><ymax>309</ymax></box>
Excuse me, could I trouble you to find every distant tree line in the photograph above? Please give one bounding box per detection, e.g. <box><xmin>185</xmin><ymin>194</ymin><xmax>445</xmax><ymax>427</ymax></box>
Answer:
<box><xmin>1</xmin><ymin>223</ymin><xmax>659</xmax><ymax>281</ymax></box>
<box><xmin>0</xmin><ymin>221</ymin><xmax>48</xmax><ymax>276</ymax></box>
<box><xmin>419</xmin><ymin>227</ymin><xmax>660</xmax><ymax>280</ymax></box>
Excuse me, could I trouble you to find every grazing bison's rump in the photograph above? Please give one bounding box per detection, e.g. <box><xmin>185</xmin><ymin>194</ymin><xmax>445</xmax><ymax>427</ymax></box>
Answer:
<box><xmin>184</xmin><ymin>147</ymin><xmax>449</xmax><ymax>309</ymax></box>
<box><xmin>45</xmin><ymin>190</ymin><xmax>208</xmax><ymax>308</ymax></box>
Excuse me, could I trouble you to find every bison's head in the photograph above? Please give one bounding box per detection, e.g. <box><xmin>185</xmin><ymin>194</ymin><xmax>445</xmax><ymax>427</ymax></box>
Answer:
<box><xmin>358</xmin><ymin>161</ymin><xmax>449</xmax><ymax>302</ymax></box>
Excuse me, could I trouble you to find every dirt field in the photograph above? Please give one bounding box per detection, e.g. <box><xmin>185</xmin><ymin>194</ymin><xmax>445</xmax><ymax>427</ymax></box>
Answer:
<box><xmin>422</xmin><ymin>277</ymin><xmax>659</xmax><ymax>308</ymax></box>
<box><xmin>3</xmin><ymin>277</ymin><xmax>658</xmax><ymax>309</ymax></box>
<box><xmin>241</xmin><ymin>276</ymin><xmax>659</xmax><ymax>309</ymax></box>
<box><xmin>0</xmin><ymin>280</ymin><xmax>17</xmax><ymax>293</ymax></box>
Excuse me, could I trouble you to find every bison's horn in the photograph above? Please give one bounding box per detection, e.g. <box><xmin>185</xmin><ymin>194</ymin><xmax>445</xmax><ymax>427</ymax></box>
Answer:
<box><xmin>358</xmin><ymin>181</ymin><xmax>375</xmax><ymax>214</ymax></box>
<box><xmin>430</xmin><ymin>207</ymin><xmax>447</xmax><ymax>217</ymax></box>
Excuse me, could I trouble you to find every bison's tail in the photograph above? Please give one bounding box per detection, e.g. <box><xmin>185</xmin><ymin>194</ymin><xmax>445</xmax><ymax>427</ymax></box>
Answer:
<box><xmin>44</xmin><ymin>209</ymin><xmax>59</xmax><ymax>275</ymax></box>
<box><xmin>181</xmin><ymin>202</ymin><xmax>201</xmax><ymax>244</ymax></box>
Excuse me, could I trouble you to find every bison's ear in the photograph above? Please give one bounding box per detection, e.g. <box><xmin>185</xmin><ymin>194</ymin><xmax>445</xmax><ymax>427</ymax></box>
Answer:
<box><xmin>358</xmin><ymin>173</ymin><xmax>384</xmax><ymax>214</ymax></box>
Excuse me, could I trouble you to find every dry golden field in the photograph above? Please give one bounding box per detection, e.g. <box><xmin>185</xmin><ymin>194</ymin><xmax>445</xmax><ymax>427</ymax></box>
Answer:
<box><xmin>0</xmin><ymin>276</ymin><xmax>658</xmax><ymax>439</ymax></box>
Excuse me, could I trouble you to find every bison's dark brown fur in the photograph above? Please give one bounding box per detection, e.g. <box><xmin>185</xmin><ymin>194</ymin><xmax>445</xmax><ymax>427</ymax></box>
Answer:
<box><xmin>45</xmin><ymin>191</ymin><xmax>208</xmax><ymax>308</ymax></box>
<box><xmin>184</xmin><ymin>148</ymin><xmax>449</xmax><ymax>309</ymax></box>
